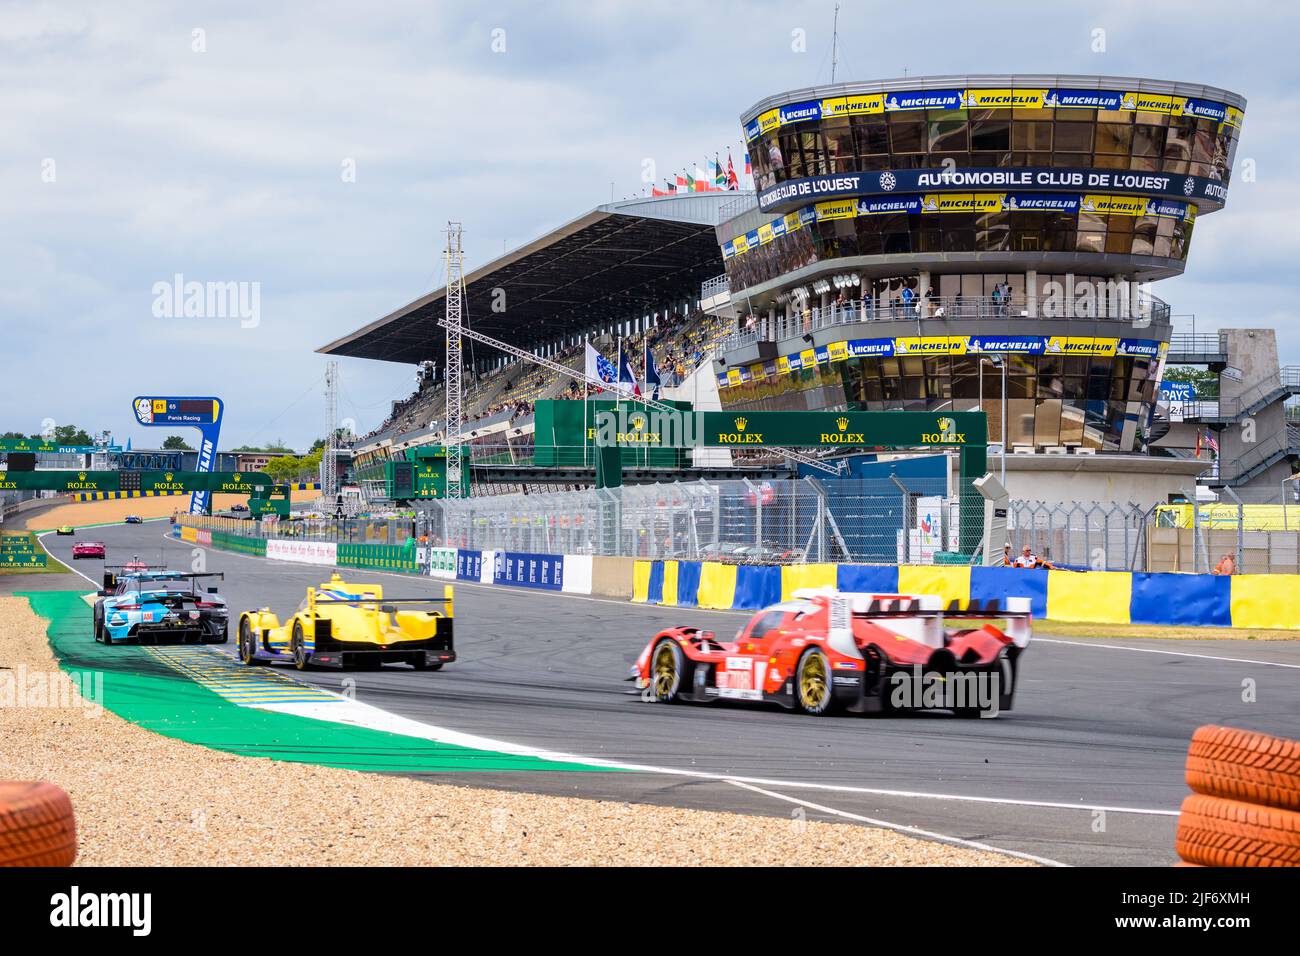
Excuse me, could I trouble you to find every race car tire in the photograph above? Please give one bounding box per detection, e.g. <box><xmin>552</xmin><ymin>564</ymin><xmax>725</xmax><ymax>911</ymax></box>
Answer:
<box><xmin>1174</xmin><ymin>794</ymin><xmax>1300</xmax><ymax>867</ymax></box>
<box><xmin>210</xmin><ymin>623</ymin><xmax>229</xmax><ymax>645</ymax></box>
<box><xmin>0</xmin><ymin>781</ymin><xmax>77</xmax><ymax>867</ymax></box>
<box><xmin>648</xmin><ymin>639</ymin><xmax>686</xmax><ymax>703</ymax></box>
<box><xmin>238</xmin><ymin>619</ymin><xmax>260</xmax><ymax>666</ymax></box>
<box><xmin>92</xmin><ymin>610</ymin><xmax>103</xmax><ymax>643</ymax></box>
<box><xmin>1186</xmin><ymin>725</ymin><xmax>1300</xmax><ymax>812</ymax></box>
<box><xmin>795</xmin><ymin>648</ymin><xmax>834</xmax><ymax>715</ymax></box>
<box><xmin>291</xmin><ymin>622</ymin><xmax>309</xmax><ymax>671</ymax></box>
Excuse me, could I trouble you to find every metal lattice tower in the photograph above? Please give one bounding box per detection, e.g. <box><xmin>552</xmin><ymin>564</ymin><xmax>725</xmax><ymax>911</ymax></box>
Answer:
<box><xmin>322</xmin><ymin>360</ymin><xmax>340</xmax><ymax>499</ymax></box>
<box><xmin>443</xmin><ymin>222</ymin><xmax>466</xmax><ymax>497</ymax></box>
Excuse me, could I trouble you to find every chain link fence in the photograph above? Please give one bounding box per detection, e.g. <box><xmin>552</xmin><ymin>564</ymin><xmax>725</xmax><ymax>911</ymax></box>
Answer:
<box><xmin>185</xmin><ymin>481</ymin><xmax>1300</xmax><ymax>574</ymax></box>
<box><xmin>417</xmin><ymin>478</ymin><xmax>980</xmax><ymax>565</ymax></box>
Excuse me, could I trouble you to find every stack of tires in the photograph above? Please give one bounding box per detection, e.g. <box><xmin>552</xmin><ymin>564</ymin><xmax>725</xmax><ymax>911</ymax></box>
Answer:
<box><xmin>0</xmin><ymin>782</ymin><xmax>77</xmax><ymax>866</ymax></box>
<box><xmin>1175</xmin><ymin>725</ymin><xmax>1300</xmax><ymax>867</ymax></box>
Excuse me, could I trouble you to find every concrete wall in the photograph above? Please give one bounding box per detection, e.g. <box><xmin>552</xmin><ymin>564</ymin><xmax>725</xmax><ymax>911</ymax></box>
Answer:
<box><xmin>999</xmin><ymin>454</ymin><xmax>1205</xmax><ymax>508</ymax></box>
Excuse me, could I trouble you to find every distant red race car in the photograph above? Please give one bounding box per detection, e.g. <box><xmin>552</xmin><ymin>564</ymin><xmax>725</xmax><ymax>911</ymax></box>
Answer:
<box><xmin>71</xmin><ymin>541</ymin><xmax>106</xmax><ymax>560</ymax></box>
<box><xmin>633</xmin><ymin>589</ymin><xmax>1031</xmax><ymax>718</ymax></box>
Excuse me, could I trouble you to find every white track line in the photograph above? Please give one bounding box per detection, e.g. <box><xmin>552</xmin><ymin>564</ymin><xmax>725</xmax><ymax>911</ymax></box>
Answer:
<box><xmin>724</xmin><ymin>779</ymin><xmax>1069</xmax><ymax>867</ymax></box>
<box><xmin>1036</xmin><ymin>637</ymin><xmax>1300</xmax><ymax>670</ymax></box>
<box><xmin>28</xmin><ymin>529</ymin><xmax>1216</xmax><ymax>819</ymax></box>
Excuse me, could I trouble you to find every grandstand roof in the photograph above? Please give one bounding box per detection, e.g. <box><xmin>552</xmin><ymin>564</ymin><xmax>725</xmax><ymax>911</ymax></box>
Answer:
<box><xmin>318</xmin><ymin>192</ymin><xmax>743</xmax><ymax>365</ymax></box>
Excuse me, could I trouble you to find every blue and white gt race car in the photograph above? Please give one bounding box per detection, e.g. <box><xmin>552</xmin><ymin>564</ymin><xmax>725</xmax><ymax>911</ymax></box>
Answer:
<box><xmin>92</xmin><ymin>570</ymin><xmax>229</xmax><ymax>645</ymax></box>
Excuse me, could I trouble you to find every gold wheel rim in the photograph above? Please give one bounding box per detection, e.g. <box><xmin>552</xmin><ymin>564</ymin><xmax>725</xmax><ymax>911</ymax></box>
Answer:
<box><xmin>653</xmin><ymin>644</ymin><xmax>677</xmax><ymax>698</ymax></box>
<box><xmin>800</xmin><ymin>653</ymin><xmax>829</xmax><ymax>709</ymax></box>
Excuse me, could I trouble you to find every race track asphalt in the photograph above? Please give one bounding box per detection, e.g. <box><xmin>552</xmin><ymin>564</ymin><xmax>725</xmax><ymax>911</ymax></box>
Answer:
<box><xmin>37</xmin><ymin>521</ymin><xmax>1300</xmax><ymax>867</ymax></box>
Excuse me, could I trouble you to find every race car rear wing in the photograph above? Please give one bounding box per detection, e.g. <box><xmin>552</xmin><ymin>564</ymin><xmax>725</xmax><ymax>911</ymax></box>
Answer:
<box><xmin>944</xmin><ymin>597</ymin><xmax>1032</xmax><ymax>648</ymax></box>
<box><xmin>311</xmin><ymin>585</ymin><xmax>454</xmax><ymax>618</ymax></box>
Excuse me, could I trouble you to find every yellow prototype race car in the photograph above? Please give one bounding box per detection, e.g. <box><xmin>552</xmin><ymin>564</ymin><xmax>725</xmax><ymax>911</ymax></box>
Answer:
<box><xmin>237</xmin><ymin>574</ymin><xmax>455</xmax><ymax>671</ymax></box>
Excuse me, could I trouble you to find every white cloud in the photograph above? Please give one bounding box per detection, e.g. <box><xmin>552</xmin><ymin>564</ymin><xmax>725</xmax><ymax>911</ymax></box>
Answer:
<box><xmin>0</xmin><ymin>0</ymin><xmax>1297</xmax><ymax>448</ymax></box>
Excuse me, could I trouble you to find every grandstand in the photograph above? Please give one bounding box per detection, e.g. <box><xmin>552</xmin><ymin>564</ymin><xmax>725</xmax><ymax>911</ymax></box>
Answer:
<box><xmin>321</xmin><ymin>194</ymin><xmax>743</xmax><ymax>481</ymax></box>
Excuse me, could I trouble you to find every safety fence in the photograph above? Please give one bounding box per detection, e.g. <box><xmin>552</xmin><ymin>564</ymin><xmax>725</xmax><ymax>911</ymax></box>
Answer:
<box><xmin>1012</xmin><ymin>500</ymin><xmax>1300</xmax><ymax>574</ymax></box>
<box><xmin>174</xmin><ymin>518</ymin><xmax>1300</xmax><ymax>630</ymax></box>
<box><xmin>420</xmin><ymin>478</ymin><xmax>979</xmax><ymax>566</ymax></box>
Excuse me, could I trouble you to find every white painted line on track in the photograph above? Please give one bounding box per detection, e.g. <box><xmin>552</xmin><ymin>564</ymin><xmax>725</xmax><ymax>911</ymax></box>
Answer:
<box><xmin>1036</xmin><ymin>637</ymin><xmax>1300</xmax><ymax>670</ymax></box>
<box><xmin>32</xmin><ymin>528</ymin><xmax>1216</xmax><ymax>816</ymax></box>
<box><xmin>723</xmin><ymin>778</ymin><xmax>1069</xmax><ymax>867</ymax></box>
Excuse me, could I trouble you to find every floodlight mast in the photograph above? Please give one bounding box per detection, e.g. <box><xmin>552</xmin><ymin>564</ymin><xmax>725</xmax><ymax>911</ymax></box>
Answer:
<box><xmin>444</xmin><ymin>222</ymin><xmax>466</xmax><ymax>497</ymax></box>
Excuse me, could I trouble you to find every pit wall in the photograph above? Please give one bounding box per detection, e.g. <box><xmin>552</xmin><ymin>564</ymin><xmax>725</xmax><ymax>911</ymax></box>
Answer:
<box><xmin>172</xmin><ymin>522</ymin><xmax>1298</xmax><ymax>630</ymax></box>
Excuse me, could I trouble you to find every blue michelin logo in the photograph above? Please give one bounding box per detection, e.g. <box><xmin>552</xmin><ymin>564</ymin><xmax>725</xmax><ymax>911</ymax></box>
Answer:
<box><xmin>968</xmin><ymin>336</ymin><xmax>1046</xmax><ymax>354</ymax></box>
<box><xmin>885</xmin><ymin>89</ymin><xmax>962</xmax><ymax>111</ymax></box>
<box><xmin>1144</xmin><ymin>198</ymin><xmax>1187</xmax><ymax>219</ymax></box>
<box><xmin>1182</xmin><ymin>98</ymin><xmax>1227</xmax><ymax>122</ymax></box>
<box><xmin>1046</xmin><ymin>89</ymin><xmax>1124</xmax><ymax>110</ymax></box>
<box><xmin>744</xmin><ymin>119</ymin><xmax>761</xmax><ymax>141</ymax></box>
<box><xmin>1004</xmin><ymin>192</ymin><xmax>1079</xmax><ymax>213</ymax></box>
<box><xmin>857</xmin><ymin>196</ymin><xmax>922</xmax><ymax>215</ymax></box>
<box><xmin>1119</xmin><ymin>339</ymin><xmax>1161</xmax><ymax>357</ymax></box>
<box><xmin>779</xmin><ymin>100</ymin><xmax>822</xmax><ymax>125</ymax></box>
<box><xmin>848</xmin><ymin>337</ymin><xmax>894</xmax><ymax>357</ymax></box>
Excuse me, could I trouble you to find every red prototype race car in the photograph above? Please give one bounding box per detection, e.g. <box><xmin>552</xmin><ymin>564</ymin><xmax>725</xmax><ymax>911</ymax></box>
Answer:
<box><xmin>633</xmin><ymin>588</ymin><xmax>1032</xmax><ymax>717</ymax></box>
<box><xmin>71</xmin><ymin>541</ymin><xmax>106</xmax><ymax>560</ymax></box>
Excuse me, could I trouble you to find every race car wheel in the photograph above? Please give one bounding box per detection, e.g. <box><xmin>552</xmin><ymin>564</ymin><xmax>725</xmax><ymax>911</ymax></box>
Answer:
<box><xmin>649</xmin><ymin>639</ymin><xmax>685</xmax><ymax>703</ymax></box>
<box><xmin>795</xmin><ymin>648</ymin><xmax>834</xmax><ymax>715</ymax></box>
<box><xmin>92</xmin><ymin>610</ymin><xmax>103</xmax><ymax>643</ymax></box>
<box><xmin>1186</xmin><ymin>725</ymin><xmax>1300</xmax><ymax>812</ymax></box>
<box><xmin>291</xmin><ymin>622</ymin><xmax>309</xmax><ymax>670</ymax></box>
<box><xmin>238</xmin><ymin>619</ymin><xmax>259</xmax><ymax>666</ymax></box>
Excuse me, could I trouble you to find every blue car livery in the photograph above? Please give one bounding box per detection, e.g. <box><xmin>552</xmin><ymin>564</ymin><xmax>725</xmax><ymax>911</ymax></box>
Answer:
<box><xmin>93</xmin><ymin>570</ymin><xmax>229</xmax><ymax>645</ymax></box>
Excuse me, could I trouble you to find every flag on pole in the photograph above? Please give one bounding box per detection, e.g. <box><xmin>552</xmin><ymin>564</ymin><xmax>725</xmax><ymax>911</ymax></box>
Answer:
<box><xmin>1206</xmin><ymin>432</ymin><xmax>1219</xmax><ymax>458</ymax></box>
<box><xmin>714</xmin><ymin>154</ymin><xmax>726</xmax><ymax>189</ymax></box>
<box><xmin>651</xmin><ymin>185</ymin><xmax>668</xmax><ymax>196</ymax></box>
<box><xmin>744</xmin><ymin>151</ymin><xmax>752</xmax><ymax>176</ymax></box>
<box><xmin>618</xmin><ymin>352</ymin><xmax>641</xmax><ymax>396</ymax></box>
<box><xmin>644</xmin><ymin>343</ymin><xmax>662</xmax><ymax>400</ymax></box>
<box><xmin>676</xmin><ymin>173</ymin><xmax>688</xmax><ymax>192</ymax></box>
<box><xmin>726</xmin><ymin>151</ymin><xmax>739</xmax><ymax>190</ymax></box>
<box><xmin>1195</xmin><ymin>429</ymin><xmax>1203</xmax><ymax>458</ymax></box>
<box><xmin>585</xmin><ymin>342</ymin><xmax>617</xmax><ymax>391</ymax></box>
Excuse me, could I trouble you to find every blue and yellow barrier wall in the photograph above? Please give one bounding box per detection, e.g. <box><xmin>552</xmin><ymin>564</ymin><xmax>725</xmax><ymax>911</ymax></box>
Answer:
<box><xmin>172</xmin><ymin>516</ymin><xmax>1295</xmax><ymax>630</ymax></box>
<box><xmin>632</xmin><ymin>560</ymin><xmax>1299</xmax><ymax>630</ymax></box>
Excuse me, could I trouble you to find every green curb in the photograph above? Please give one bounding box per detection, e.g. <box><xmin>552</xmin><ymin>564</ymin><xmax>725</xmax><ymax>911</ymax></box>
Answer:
<box><xmin>22</xmin><ymin>590</ymin><xmax>608</xmax><ymax>773</ymax></box>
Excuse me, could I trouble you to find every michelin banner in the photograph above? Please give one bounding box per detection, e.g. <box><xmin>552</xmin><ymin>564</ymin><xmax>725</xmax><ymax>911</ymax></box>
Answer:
<box><xmin>745</xmin><ymin>87</ymin><xmax>1242</xmax><ymax>141</ymax></box>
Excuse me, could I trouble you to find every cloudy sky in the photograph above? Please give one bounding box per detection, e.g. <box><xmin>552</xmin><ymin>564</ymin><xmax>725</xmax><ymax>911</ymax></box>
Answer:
<box><xmin>2</xmin><ymin>0</ymin><xmax>1294</xmax><ymax>450</ymax></box>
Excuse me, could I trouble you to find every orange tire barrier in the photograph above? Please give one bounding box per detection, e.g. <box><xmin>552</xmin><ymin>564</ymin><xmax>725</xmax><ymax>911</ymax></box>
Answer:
<box><xmin>1186</xmin><ymin>724</ymin><xmax>1300</xmax><ymax>812</ymax></box>
<box><xmin>1175</xmin><ymin>793</ymin><xmax>1300</xmax><ymax>867</ymax></box>
<box><xmin>0</xmin><ymin>781</ymin><xmax>77</xmax><ymax>866</ymax></box>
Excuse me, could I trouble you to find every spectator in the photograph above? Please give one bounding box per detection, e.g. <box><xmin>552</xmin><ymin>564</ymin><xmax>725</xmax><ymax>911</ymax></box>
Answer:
<box><xmin>1213</xmin><ymin>552</ymin><xmax>1236</xmax><ymax>575</ymax></box>
<box><xmin>1013</xmin><ymin>545</ymin><xmax>1054</xmax><ymax>569</ymax></box>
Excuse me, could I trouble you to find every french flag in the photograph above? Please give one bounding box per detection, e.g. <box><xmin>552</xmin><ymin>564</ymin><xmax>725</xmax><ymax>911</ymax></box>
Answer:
<box><xmin>618</xmin><ymin>353</ymin><xmax>641</xmax><ymax>396</ymax></box>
